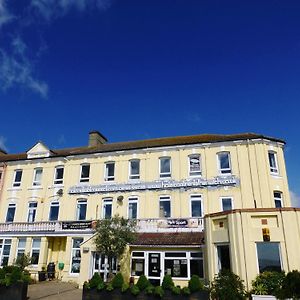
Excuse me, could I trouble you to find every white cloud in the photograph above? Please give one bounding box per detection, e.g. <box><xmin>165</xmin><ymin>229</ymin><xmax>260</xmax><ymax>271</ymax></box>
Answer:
<box><xmin>0</xmin><ymin>37</ymin><xmax>48</xmax><ymax>98</ymax></box>
<box><xmin>0</xmin><ymin>136</ymin><xmax>8</xmax><ymax>152</ymax></box>
<box><xmin>0</xmin><ymin>0</ymin><xmax>14</xmax><ymax>28</ymax></box>
<box><xmin>290</xmin><ymin>190</ymin><xmax>300</xmax><ymax>208</ymax></box>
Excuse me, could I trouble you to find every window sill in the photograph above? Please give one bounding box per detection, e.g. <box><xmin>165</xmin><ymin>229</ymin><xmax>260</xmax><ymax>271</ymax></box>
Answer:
<box><xmin>271</xmin><ymin>173</ymin><xmax>282</xmax><ymax>178</ymax></box>
<box><xmin>28</xmin><ymin>187</ymin><xmax>43</xmax><ymax>191</ymax></box>
<box><xmin>7</xmin><ymin>187</ymin><xmax>22</xmax><ymax>191</ymax></box>
<box><xmin>48</xmin><ymin>184</ymin><xmax>64</xmax><ymax>189</ymax></box>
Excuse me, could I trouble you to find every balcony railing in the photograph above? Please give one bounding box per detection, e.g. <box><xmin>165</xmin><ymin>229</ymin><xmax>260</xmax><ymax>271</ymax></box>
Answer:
<box><xmin>0</xmin><ymin>217</ymin><xmax>204</xmax><ymax>234</ymax></box>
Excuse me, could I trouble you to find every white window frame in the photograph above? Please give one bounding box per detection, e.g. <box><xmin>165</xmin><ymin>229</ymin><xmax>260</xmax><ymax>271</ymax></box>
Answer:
<box><xmin>274</xmin><ymin>191</ymin><xmax>283</xmax><ymax>208</ymax></box>
<box><xmin>159</xmin><ymin>195</ymin><xmax>171</xmax><ymax>218</ymax></box>
<box><xmin>104</xmin><ymin>162</ymin><xmax>115</xmax><ymax>181</ymax></box>
<box><xmin>190</xmin><ymin>194</ymin><xmax>203</xmax><ymax>217</ymax></box>
<box><xmin>220</xmin><ymin>197</ymin><xmax>234</xmax><ymax>211</ymax></box>
<box><xmin>49</xmin><ymin>201</ymin><xmax>60</xmax><ymax>221</ymax></box>
<box><xmin>129</xmin><ymin>159</ymin><xmax>140</xmax><ymax>180</ymax></box>
<box><xmin>13</xmin><ymin>169</ymin><xmax>22</xmax><ymax>187</ymax></box>
<box><xmin>76</xmin><ymin>199</ymin><xmax>87</xmax><ymax>220</ymax></box>
<box><xmin>6</xmin><ymin>203</ymin><xmax>16</xmax><ymax>222</ymax></box>
<box><xmin>70</xmin><ymin>238</ymin><xmax>83</xmax><ymax>275</ymax></box>
<box><xmin>130</xmin><ymin>251</ymin><xmax>145</xmax><ymax>277</ymax></box>
<box><xmin>217</xmin><ymin>152</ymin><xmax>232</xmax><ymax>175</ymax></box>
<box><xmin>31</xmin><ymin>238</ymin><xmax>41</xmax><ymax>266</ymax></box>
<box><xmin>188</xmin><ymin>154</ymin><xmax>202</xmax><ymax>177</ymax></box>
<box><xmin>159</xmin><ymin>157</ymin><xmax>171</xmax><ymax>179</ymax></box>
<box><xmin>54</xmin><ymin>166</ymin><xmax>64</xmax><ymax>185</ymax></box>
<box><xmin>27</xmin><ymin>202</ymin><xmax>37</xmax><ymax>222</ymax></box>
<box><xmin>268</xmin><ymin>151</ymin><xmax>279</xmax><ymax>175</ymax></box>
<box><xmin>102</xmin><ymin>198</ymin><xmax>113</xmax><ymax>219</ymax></box>
<box><xmin>0</xmin><ymin>238</ymin><xmax>12</xmax><ymax>267</ymax></box>
<box><xmin>32</xmin><ymin>168</ymin><xmax>43</xmax><ymax>186</ymax></box>
<box><xmin>16</xmin><ymin>238</ymin><xmax>26</xmax><ymax>259</ymax></box>
<box><xmin>128</xmin><ymin>196</ymin><xmax>139</xmax><ymax>219</ymax></box>
<box><xmin>79</xmin><ymin>164</ymin><xmax>90</xmax><ymax>183</ymax></box>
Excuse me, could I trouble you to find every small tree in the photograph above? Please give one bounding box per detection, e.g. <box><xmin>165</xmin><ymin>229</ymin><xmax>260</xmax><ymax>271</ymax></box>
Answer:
<box><xmin>94</xmin><ymin>215</ymin><xmax>136</xmax><ymax>281</ymax></box>
<box><xmin>14</xmin><ymin>253</ymin><xmax>32</xmax><ymax>270</ymax></box>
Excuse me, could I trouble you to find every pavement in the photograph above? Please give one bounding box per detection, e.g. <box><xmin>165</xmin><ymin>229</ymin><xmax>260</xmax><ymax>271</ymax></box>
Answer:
<box><xmin>28</xmin><ymin>281</ymin><xmax>82</xmax><ymax>300</ymax></box>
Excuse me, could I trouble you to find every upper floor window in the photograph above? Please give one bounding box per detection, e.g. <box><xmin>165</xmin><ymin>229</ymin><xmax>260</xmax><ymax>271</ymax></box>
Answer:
<box><xmin>268</xmin><ymin>151</ymin><xmax>279</xmax><ymax>174</ymax></box>
<box><xmin>27</xmin><ymin>202</ymin><xmax>37</xmax><ymax>222</ymax></box>
<box><xmin>128</xmin><ymin>197</ymin><xmax>138</xmax><ymax>219</ymax></box>
<box><xmin>274</xmin><ymin>191</ymin><xmax>283</xmax><ymax>208</ymax></box>
<box><xmin>190</xmin><ymin>195</ymin><xmax>202</xmax><ymax>217</ymax></box>
<box><xmin>218</xmin><ymin>152</ymin><xmax>231</xmax><ymax>175</ymax></box>
<box><xmin>104</xmin><ymin>162</ymin><xmax>115</xmax><ymax>181</ymax></box>
<box><xmin>0</xmin><ymin>171</ymin><xmax>3</xmax><ymax>183</ymax></box>
<box><xmin>80</xmin><ymin>164</ymin><xmax>90</xmax><ymax>183</ymax></box>
<box><xmin>6</xmin><ymin>203</ymin><xmax>16</xmax><ymax>222</ymax></box>
<box><xmin>33</xmin><ymin>168</ymin><xmax>43</xmax><ymax>186</ymax></box>
<box><xmin>129</xmin><ymin>160</ymin><xmax>140</xmax><ymax>180</ymax></box>
<box><xmin>189</xmin><ymin>154</ymin><xmax>201</xmax><ymax>177</ymax></box>
<box><xmin>13</xmin><ymin>169</ymin><xmax>22</xmax><ymax>187</ymax></box>
<box><xmin>54</xmin><ymin>166</ymin><xmax>64</xmax><ymax>185</ymax></box>
<box><xmin>76</xmin><ymin>199</ymin><xmax>87</xmax><ymax>220</ymax></box>
<box><xmin>159</xmin><ymin>157</ymin><xmax>171</xmax><ymax>178</ymax></box>
<box><xmin>49</xmin><ymin>201</ymin><xmax>59</xmax><ymax>221</ymax></box>
<box><xmin>102</xmin><ymin>198</ymin><xmax>112</xmax><ymax>219</ymax></box>
<box><xmin>221</xmin><ymin>197</ymin><xmax>233</xmax><ymax>211</ymax></box>
<box><xmin>159</xmin><ymin>195</ymin><xmax>171</xmax><ymax>218</ymax></box>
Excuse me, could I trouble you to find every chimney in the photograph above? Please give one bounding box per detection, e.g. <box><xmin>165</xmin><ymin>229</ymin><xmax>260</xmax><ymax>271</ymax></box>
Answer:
<box><xmin>88</xmin><ymin>131</ymin><xmax>107</xmax><ymax>147</ymax></box>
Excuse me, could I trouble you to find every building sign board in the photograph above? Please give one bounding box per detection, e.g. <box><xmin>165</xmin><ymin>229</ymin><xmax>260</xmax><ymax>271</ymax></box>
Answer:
<box><xmin>167</xmin><ymin>219</ymin><xmax>188</xmax><ymax>227</ymax></box>
<box><xmin>68</xmin><ymin>176</ymin><xmax>239</xmax><ymax>195</ymax></box>
<box><xmin>62</xmin><ymin>221</ymin><xmax>92</xmax><ymax>230</ymax></box>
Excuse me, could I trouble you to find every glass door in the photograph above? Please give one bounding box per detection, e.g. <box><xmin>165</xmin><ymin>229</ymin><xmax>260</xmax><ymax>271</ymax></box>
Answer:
<box><xmin>148</xmin><ymin>252</ymin><xmax>161</xmax><ymax>286</ymax></box>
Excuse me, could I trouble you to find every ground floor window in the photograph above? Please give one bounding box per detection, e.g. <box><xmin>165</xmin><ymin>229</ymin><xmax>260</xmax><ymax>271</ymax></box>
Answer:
<box><xmin>16</xmin><ymin>238</ymin><xmax>26</xmax><ymax>260</ymax></box>
<box><xmin>164</xmin><ymin>252</ymin><xmax>188</xmax><ymax>278</ymax></box>
<box><xmin>70</xmin><ymin>238</ymin><xmax>83</xmax><ymax>274</ymax></box>
<box><xmin>131</xmin><ymin>252</ymin><xmax>145</xmax><ymax>276</ymax></box>
<box><xmin>0</xmin><ymin>239</ymin><xmax>12</xmax><ymax>266</ymax></box>
<box><xmin>31</xmin><ymin>238</ymin><xmax>41</xmax><ymax>265</ymax></box>
<box><xmin>216</xmin><ymin>244</ymin><xmax>231</xmax><ymax>272</ymax></box>
<box><xmin>93</xmin><ymin>253</ymin><xmax>117</xmax><ymax>279</ymax></box>
<box><xmin>256</xmin><ymin>242</ymin><xmax>282</xmax><ymax>273</ymax></box>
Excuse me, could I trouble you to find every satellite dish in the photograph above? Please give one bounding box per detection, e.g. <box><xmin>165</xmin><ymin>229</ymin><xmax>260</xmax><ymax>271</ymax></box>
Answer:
<box><xmin>117</xmin><ymin>195</ymin><xmax>124</xmax><ymax>202</ymax></box>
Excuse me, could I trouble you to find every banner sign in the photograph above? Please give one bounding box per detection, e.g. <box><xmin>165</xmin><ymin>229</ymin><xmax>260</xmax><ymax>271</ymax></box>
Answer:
<box><xmin>62</xmin><ymin>221</ymin><xmax>93</xmax><ymax>230</ymax></box>
<box><xmin>167</xmin><ymin>219</ymin><xmax>188</xmax><ymax>227</ymax></box>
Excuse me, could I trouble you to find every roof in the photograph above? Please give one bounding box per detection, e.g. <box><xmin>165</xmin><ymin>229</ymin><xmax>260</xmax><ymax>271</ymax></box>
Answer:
<box><xmin>0</xmin><ymin>132</ymin><xmax>285</xmax><ymax>162</ymax></box>
<box><xmin>132</xmin><ymin>232</ymin><xmax>204</xmax><ymax>246</ymax></box>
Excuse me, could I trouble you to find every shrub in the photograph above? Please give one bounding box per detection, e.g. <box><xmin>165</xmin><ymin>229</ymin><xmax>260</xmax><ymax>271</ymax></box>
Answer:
<box><xmin>145</xmin><ymin>285</ymin><xmax>155</xmax><ymax>295</ymax></box>
<box><xmin>161</xmin><ymin>274</ymin><xmax>174</xmax><ymax>290</ymax></box>
<box><xmin>182</xmin><ymin>286</ymin><xmax>191</xmax><ymax>295</ymax></box>
<box><xmin>130</xmin><ymin>284</ymin><xmax>140</xmax><ymax>296</ymax></box>
<box><xmin>280</xmin><ymin>270</ymin><xmax>300</xmax><ymax>299</ymax></box>
<box><xmin>121</xmin><ymin>282</ymin><xmax>129</xmax><ymax>293</ymax></box>
<box><xmin>171</xmin><ymin>285</ymin><xmax>181</xmax><ymax>295</ymax></box>
<box><xmin>211</xmin><ymin>270</ymin><xmax>246</xmax><ymax>300</ymax></box>
<box><xmin>136</xmin><ymin>274</ymin><xmax>150</xmax><ymax>290</ymax></box>
<box><xmin>106</xmin><ymin>283</ymin><xmax>114</xmax><ymax>291</ymax></box>
<box><xmin>188</xmin><ymin>275</ymin><xmax>204</xmax><ymax>293</ymax></box>
<box><xmin>111</xmin><ymin>272</ymin><xmax>124</xmax><ymax>289</ymax></box>
<box><xmin>89</xmin><ymin>273</ymin><xmax>103</xmax><ymax>289</ymax></box>
<box><xmin>251</xmin><ymin>271</ymin><xmax>285</xmax><ymax>296</ymax></box>
<box><xmin>154</xmin><ymin>286</ymin><xmax>164</xmax><ymax>298</ymax></box>
<box><xmin>0</xmin><ymin>266</ymin><xmax>23</xmax><ymax>287</ymax></box>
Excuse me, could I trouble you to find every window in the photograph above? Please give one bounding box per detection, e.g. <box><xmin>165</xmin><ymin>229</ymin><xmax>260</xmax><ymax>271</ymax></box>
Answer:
<box><xmin>274</xmin><ymin>191</ymin><xmax>283</xmax><ymax>208</ymax></box>
<box><xmin>189</xmin><ymin>155</ymin><xmax>201</xmax><ymax>177</ymax></box>
<box><xmin>190</xmin><ymin>195</ymin><xmax>202</xmax><ymax>217</ymax></box>
<box><xmin>164</xmin><ymin>252</ymin><xmax>188</xmax><ymax>278</ymax></box>
<box><xmin>190</xmin><ymin>252</ymin><xmax>204</xmax><ymax>278</ymax></box>
<box><xmin>217</xmin><ymin>152</ymin><xmax>231</xmax><ymax>175</ymax></box>
<box><xmin>31</xmin><ymin>238</ymin><xmax>41</xmax><ymax>265</ymax></box>
<box><xmin>256</xmin><ymin>242</ymin><xmax>282</xmax><ymax>273</ymax></box>
<box><xmin>76</xmin><ymin>199</ymin><xmax>87</xmax><ymax>220</ymax></box>
<box><xmin>33</xmin><ymin>168</ymin><xmax>43</xmax><ymax>186</ymax></box>
<box><xmin>13</xmin><ymin>169</ymin><xmax>22</xmax><ymax>187</ymax></box>
<box><xmin>70</xmin><ymin>238</ymin><xmax>83</xmax><ymax>274</ymax></box>
<box><xmin>16</xmin><ymin>238</ymin><xmax>26</xmax><ymax>260</ymax></box>
<box><xmin>268</xmin><ymin>151</ymin><xmax>279</xmax><ymax>174</ymax></box>
<box><xmin>94</xmin><ymin>253</ymin><xmax>117</xmax><ymax>278</ymax></box>
<box><xmin>104</xmin><ymin>162</ymin><xmax>115</xmax><ymax>181</ymax></box>
<box><xmin>80</xmin><ymin>164</ymin><xmax>90</xmax><ymax>183</ymax></box>
<box><xmin>54</xmin><ymin>166</ymin><xmax>64</xmax><ymax>185</ymax></box>
<box><xmin>131</xmin><ymin>252</ymin><xmax>145</xmax><ymax>276</ymax></box>
<box><xmin>0</xmin><ymin>239</ymin><xmax>12</xmax><ymax>266</ymax></box>
<box><xmin>102</xmin><ymin>198</ymin><xmax>112</xmax><ymax>219</ymax></box>
<box><xmin>6</xmin><ymin>203</ymin><xmax>16</xmax><ymax>222</ymax></box>
<box><xmin>217</xmin><ymin>245</ymin><xmax>231</xmax><ymax>272</ymax></box>
<box><xmin>49</xmin><ymin>201</ymin><xmax>59</xmax><ymax>221</ymax></box>
<box><xmin>0</xmin><ymin>171</ymin><xmax>2</xmax><ymax>183</ymax></box>
<box><xmin>159</xmin><ymin>157</ymin><xmax>171</xmax><ymax>178</ymax></box>
<box><xmin>129</xmin><ymin>160</ymin><xmax>140</xmax><ymax>180</ymax></box>
<box><xmin>159</xmin><ymin>196</ymin><xmax>171</xmax><ymax>218</ymax></box>
<box><xmin>128</xmin><ymin>197</ymin><xmax>138</xmax><ymax>219</ymax></box>
<box><xmin>27</xmin><ymin>202</ymin><xmax>37</xmax><ymax>222</ymax></box>
<box><xmin>221</xmin><ymin>197</ymin><xmax>233</xmax><ymax>211</ymax></box>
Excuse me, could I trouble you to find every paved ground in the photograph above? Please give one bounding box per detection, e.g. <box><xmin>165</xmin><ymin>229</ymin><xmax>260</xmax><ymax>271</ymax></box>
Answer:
<box><xmin>28</xmin><ymin>281</ymin><xmax>82</xmax><ymax>300</ymax></box>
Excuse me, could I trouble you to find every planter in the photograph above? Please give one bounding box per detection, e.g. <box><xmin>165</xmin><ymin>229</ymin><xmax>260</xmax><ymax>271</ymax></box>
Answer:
<box><xmin>252</xmin><ymin>295</ymin><xmax>277</xmax><ymax>300</ymax></box>
<box><xmin>38</xmin><ymin>271</ymin><xmax>47</xmax><ymax>282</ymax></box>
<box><xmin>0</xmin><ymin>281</ymin><xmax>28</xmax><ymax>300</ymax></box>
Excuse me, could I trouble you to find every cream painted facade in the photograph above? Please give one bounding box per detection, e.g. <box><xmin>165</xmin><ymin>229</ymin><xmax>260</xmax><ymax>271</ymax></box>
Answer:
<box><xmin>0</xmin><ymin>131</ymin><xmax>296</xmax><ymax>290</ymax></box>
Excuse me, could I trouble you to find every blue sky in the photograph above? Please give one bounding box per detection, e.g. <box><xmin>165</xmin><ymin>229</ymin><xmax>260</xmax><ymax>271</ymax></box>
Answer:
<box><xmin>0</xmin><ymin>0</ymin><xmax>299</xmax><ymax>203</ymax></box>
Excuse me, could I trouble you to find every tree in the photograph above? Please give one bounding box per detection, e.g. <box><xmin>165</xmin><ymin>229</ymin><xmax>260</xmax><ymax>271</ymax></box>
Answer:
<box><xmin>94</xmin><ymin>215</ymin><xmax>137</xmax><ymax>281</ymax></box>
<box><xmin>14</xmin><ymin>253</ymin><xmax>32</xmax><ymax>270</ymax></box>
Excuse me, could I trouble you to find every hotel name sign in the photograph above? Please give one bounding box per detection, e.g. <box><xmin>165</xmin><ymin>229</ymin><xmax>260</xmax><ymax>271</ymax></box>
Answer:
<box><xmin>69</xmin><ymin>176</ymin><xmax>239</xmax><ymax>195</ymax></box>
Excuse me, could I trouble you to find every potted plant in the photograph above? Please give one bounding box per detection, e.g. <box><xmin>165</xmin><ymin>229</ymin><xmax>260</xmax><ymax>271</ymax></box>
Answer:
<box><xmin>38</xmin><ymin>266</ymin><xmax>47</xmax><ymax>282</ymax></box>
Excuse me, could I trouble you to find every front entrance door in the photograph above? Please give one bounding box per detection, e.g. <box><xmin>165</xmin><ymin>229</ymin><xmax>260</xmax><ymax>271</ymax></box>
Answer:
<box><xmin>148</xmin><ymin>252</ymin><xmax>161</xmax><ymax>286</ymax></box>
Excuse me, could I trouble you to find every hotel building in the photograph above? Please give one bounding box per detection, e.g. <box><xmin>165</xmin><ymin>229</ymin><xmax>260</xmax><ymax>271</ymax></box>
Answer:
<box><xmin>0</xmin><ymin>131</ymin><xmax>299</xmax><ymax>289</ymax></box>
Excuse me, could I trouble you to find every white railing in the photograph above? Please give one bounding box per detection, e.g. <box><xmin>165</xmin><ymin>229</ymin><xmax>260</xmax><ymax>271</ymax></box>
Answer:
<box><xmin>0</xmin><ymin>221</ymin><xmax>60</xmax><ymax>233</ymax></box>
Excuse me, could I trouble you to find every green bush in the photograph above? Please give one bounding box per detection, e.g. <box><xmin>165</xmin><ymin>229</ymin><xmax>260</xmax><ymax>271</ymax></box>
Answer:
<box><xmin>154</xmin><ymin>286</ymin><xmax>164</xmax><ymax>298</ymax></box>
<box><xmin>182</xmin><ymin>286</ymin><xmax>191</xmax><ymax>295</ymax></box>
<box><xmin>251</xmin><ymin>271</ymin><xmax>285</xmax><ymax>296</ymax></box>
<box><xmin>136</xmin><ymin>274</ymin><xmax>150</xmax><ymax>290</ymax></box>
<box><xmin>280</xmin><ymin>270</ymin><xmax>300</xmax><ymax>299</ymax></box>
<box><xmin>188</xmin><ymin>275</ymin><xmax>204</xmax><ymax>293</ymax></box>
<box><xmin>171</xmin><ymin>285</ymin><xmax>181</xmax><ymax>295</ymax></box>
<box><xmin>0</xmin><ymin>266</ymin><xmax>23</xmax><ymax>287</ymax></box>
<box><xmin>89</xmin><ymin>273</ymin><xmax>103</xmax><ymax>289</ymax></box>
<box><xmin>161</xmin><ymin>274</ymin><xmax>174</xmax><ymax>290</ymax></box>
<box><xmin>211</xmin><ymin>270</ymin><xmax>246</xmax><ymax>300</ymax></box>
<box><xmin>121</xmin><ymin>282</ymin><xmax>129</xmax><ymax>293</ymax></box>
<box><xmin>145</xmin><ymin>285</ymin><xmax>155</xmax><ymax>295</ymax></box>
<box><xmin>130</xmin><ymin>284</ymin><xmax>140</xmax><ymax>296</ymax></box>
<box><xmin>106</xmin><ymin>282</ymin><xmax>114</xmax><ymax>291</ymax></box>
<box><xmin>111</xmin><ymin>272</ymin><xmax>124</xmax><ymax>289</ymax></box>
